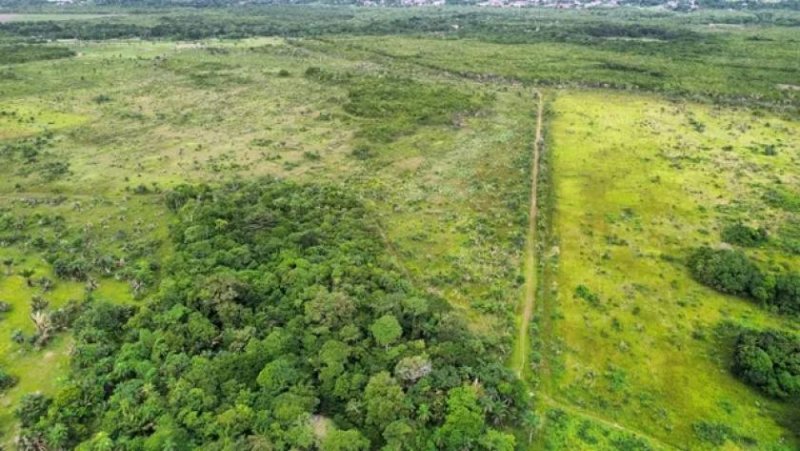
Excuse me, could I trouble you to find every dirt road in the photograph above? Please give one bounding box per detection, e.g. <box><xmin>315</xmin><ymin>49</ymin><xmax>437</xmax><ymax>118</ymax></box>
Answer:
<box><xmin>513</xmin><ymin>90</ymin><xmax>544</xmax><ymax>377</ymax></box>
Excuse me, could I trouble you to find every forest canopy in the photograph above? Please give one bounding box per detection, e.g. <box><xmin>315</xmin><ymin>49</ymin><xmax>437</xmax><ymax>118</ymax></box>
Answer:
<box><xmin>17</xmin><ymin>179</ymin><xmax>525</xmax><ymax>450</ymax></box>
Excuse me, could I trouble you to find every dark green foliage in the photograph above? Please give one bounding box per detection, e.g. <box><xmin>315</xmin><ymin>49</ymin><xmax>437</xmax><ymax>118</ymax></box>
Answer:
<box><xmin>304</xmin><ymin>68</ymin><xmax>482</xmax><ymax>142</ymax></box>
<box><xmin>721</xmin><ymin>223</ymin><xmax>768</xmax><ymax>247</ymax></box>
<box><xmin>18</xmin><ymin>179</ymin><xmax>524</xmax><ymax>449</ymax></box>
<box><xmin>733</xmin><ymin>329</ymin><xmax>800</xmax><ymax>399</ymax></box>
<box><xmin>92</xmin><ymin>94</ymin><xmax>112</xmax><ymax>104</ymax></box>
<box><xmin>774</xmin><ymin>272</ymin><xmax>800</xmax><ymax>315</ymax></box>
<box><xmin>687</xmin><ymin>247</ymin><xmax>800</xmax><ymax>315</ymax></box>
<box><xmin>0</xmin><ymin>207</ymin><xmax>161</xmax><ymax>295</ymax></box>
<box><xmin>16</xmin><ymin>393</ymin><xmax>52</xmax><ymax>428</ymax></box>
<box><xmin>344</xmin><ymin>76</ymin><xmax>481</xmax><ymax>143</ymax></box>
<box><xmin>574</xmin><ymin>284</ymin><xmax>600</xmax><ymax>307</ymax></box>
<box><xmin>0</xmin><ymin>367</ymin><xmax>18</xmax><ymax>391</ymax></box>
<box><xmin>0</xmin><ymin>45</ymin><xmax>75</xmax><ymax>64</ymax></box>
<box><xmin>0</xmin><ymin>133</ymin><xmax>70</xmax><ymax>182</ymax></box>
<box><xmin>692</xmin><ymin>421</ymin><xmax>754</xmax><ymax>446</ymax></box>
<box><xmin>686</xmin><ymin>247</ymin><xmax>768</xmax><ymax>301</ymax></box>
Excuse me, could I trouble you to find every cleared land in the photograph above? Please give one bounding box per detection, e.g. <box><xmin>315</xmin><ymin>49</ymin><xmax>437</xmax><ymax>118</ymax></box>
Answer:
<box><xmin>536</xmin><ymin>90</ymin><xmax>800</xmax><ymax>449</ymax></box>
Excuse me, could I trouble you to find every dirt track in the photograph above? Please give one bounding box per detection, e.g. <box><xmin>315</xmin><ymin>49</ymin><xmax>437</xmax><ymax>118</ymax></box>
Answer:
<box><xmin>514</xmin><ymin>90</ymin><xmax>543</xmax><ymax>377</ymax></box>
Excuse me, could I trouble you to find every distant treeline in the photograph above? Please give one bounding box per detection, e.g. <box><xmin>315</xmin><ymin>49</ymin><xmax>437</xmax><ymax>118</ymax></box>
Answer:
<box><xmin>0</xmin><ymin>8</ymin><xmax>791</xmax><ymax>42</ymax></box>
<box><xmin>1</xmin><ymin>0</ymin><xmax>799</xmax><ymax>9</ymax></box>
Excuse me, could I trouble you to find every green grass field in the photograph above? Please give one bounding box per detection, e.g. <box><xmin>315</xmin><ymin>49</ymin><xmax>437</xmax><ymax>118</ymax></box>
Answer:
<box><xmin>537</xmin><ymin>90</ymin><xmax>800</xmax><ymax>449</ymax></box>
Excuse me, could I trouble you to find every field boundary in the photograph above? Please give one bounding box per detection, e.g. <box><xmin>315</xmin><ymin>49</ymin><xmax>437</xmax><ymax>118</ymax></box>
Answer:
<box><xmin>511</xmin><ymin>90</ymin><xmax>544</xmax><ymax>379</ymax></box>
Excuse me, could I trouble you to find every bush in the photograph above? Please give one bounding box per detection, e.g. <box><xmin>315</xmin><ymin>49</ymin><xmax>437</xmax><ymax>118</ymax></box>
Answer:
<box><xmin>688</xmin><ymin>247</ymin><xmax>800</xmax><ymax>315</ymax></box>
<box><xmin>774</xmin><ymin>272</ymin><xmax>800</xmax><ymax>315</ymax></box>
<box><xmin>733</xmin><ymin>329</ymin><xmax>800</xmax><ymax>399</ymax></box>
<box><xmin>721</xmin><ymin>223</ymin><xmax>768</xmax><ymax>247</ymax></box>
<box><xmin>0</xmin><ymin>367</ymin><xmax>18</xmax><ymax>391</ymax></box>
<box><xmin>686</xmin><ymin>247</ymin><xmax>768</xmax><ymax>301</ymax></box>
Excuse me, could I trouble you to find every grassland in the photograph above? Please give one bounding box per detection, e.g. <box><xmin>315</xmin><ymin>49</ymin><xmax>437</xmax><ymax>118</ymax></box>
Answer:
<box><xmin>536</xmin><ymin>90</ymin><xmax>800</xmax><ymax>449</ymax></box>
<box><xmin>0</xmin><ymin>34</ymin><xmax>533</xmax><ymax>443</ymax></box>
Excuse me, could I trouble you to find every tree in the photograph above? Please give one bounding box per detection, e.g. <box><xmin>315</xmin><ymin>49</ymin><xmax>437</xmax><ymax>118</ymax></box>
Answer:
<box><xmin>394</xmin><ymin>355</ymin><xmax>432</xmax><ymax>384</ymax></box>
<box><xmin>774</xmin><ymin>272</ymin><xmax>800</xmax><ymax>315</ymax></box>
<box><xmin>733</xmin><ymin>329</ymin><xmax>800</xmax><ymax>399</ymax></box>
<box><xmin>257</xmin><ymin>357</ymin><xmax>300</xmax><ymax>397</ymax></box>
<box><xmin>364</xmin><ymin>372</ymin><xmax>405</xmax><ymax>431</ymax></box>
<box><xmin>687</xmin><ymin>247</ymin><xmax>768</xmax><ymax>301</ymax></box>
<box><xmin>321</xmin><ymin>428</ymin><xmax>370</xmax><ymax>451</ymax></box>
<box><xmin>371</xmin><ymin>315</ymin><xmax>402</xmax><ymax>349</ymax></box>
<box><xmin>16</xmin><ymin>392</ymin><xmax>52</xmax><ymax>427</ymax></box>
<box><xmin>382</xmin><ymin>420</ymin><xmax>414</xmax><ymax>451</ymax></box>
<box><xmin>480</xmin><ymin>430</ymin><xmax>516</xmax><ymax>451</ymax></box>
<box><xmin>436</xmin><ymin>386</ymin><xmax>485</xmax><ymax>450</ymax></box>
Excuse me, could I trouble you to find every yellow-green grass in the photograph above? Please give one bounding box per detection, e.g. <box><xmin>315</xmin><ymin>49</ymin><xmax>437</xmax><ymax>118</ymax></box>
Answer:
<box><xmin>542</xmin><ymin>89</ymin><xmax>800</xmax><ymax>449</ymax></box>
<box><xmin>0</xmin><ymin>247</ymin><xmax>134</xmax><ymax>444</ymax></box>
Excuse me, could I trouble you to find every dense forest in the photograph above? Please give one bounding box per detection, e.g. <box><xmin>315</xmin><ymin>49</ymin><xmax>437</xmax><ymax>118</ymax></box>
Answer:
<box><xmin>16</xmin><ymin>180</ymin><xmax>526</xmax><ymax>450</ymax></box>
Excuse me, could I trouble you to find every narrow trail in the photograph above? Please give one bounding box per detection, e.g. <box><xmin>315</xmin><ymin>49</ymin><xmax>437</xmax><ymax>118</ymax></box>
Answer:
<box><xmin>513</xmin><ymin>89</ymin><xmax>544</xmax><ymax>378</ymax></box>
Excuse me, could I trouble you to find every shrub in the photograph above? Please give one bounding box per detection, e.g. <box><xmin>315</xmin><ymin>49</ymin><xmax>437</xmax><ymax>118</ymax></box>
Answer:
<box><xmin>774</xmin><ymin>272</ymin><xmax>800</xmax><ymax>315</ymax></box>
<box><xmin>574</xmin><ymin>284</ymin><xmax>600</xmax><ymax>306</ymax></box>
<box><xmin>763</xmin><ymin>187</ymin><xmax>800</xmax><ymax>213</ymax></box>
<box><xmin>721</xmin><ymin>223</ymin><xmax>768</xmax><ymax>247</ymax></box>
<box><xmin>686</xmin><ymin>247</ymin><xmax>768</xmax><ymax>301</ymax></box>
<box><xmin>733</xmin><ymin>329</ymin><xmax>800</xmax><ymax>399</ymax></box>
<box><xmin>0</xmin><ymin>367</ymin><xmax>18</xmax><ymax>391</ymax></box>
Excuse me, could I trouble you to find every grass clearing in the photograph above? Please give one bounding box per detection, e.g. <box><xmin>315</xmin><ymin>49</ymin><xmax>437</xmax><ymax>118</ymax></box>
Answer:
<box><xmin>538</xmin><ymin>89</ymin><xmax>800</xmax><ymax>449</ymax></box>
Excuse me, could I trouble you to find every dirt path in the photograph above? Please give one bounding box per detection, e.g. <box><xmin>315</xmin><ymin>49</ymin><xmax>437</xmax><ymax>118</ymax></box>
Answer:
<box><xmin>513</xmin><ymin>90</ymin><xmax>544</xmax><ymax>377</ymax></box>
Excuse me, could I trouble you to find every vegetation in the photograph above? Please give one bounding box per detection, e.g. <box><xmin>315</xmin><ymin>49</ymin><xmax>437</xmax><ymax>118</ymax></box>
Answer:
<box><xmin>0</xmin><ymin>44</ymin><xmax>74</xmax><ymax>64</ymax></box>
<box><xmin>721</xmin><ymin>223</ymin><xmax>768</xmax><ymax>247</ymax></box>
<box><xmin>688</xmin><ymin>247</ymin><xmax>800</xmax><ymax>315</ymax></box>
<box><xmin>0</xmin><ymin>5</ymin><xmax>799</xmax><ymax>450</ymax></box>
<box><xmin>17</xmin><ymin>180</ymin><xmax>524</xmax><ymax>449</ymax></box>
<box><xmin>687</xmin><ymin>247</ymin><xmax>769</xmax><ymax>301</ymax></box>
<box><xmin>541</xmin><ymin>91</ymin><xmax>799</xmax><ymax>448</ymax></box>
<box><xmin>733</xmin><ymin>329</ymin><xmax>800</xmax><ymax>400</ymax></box>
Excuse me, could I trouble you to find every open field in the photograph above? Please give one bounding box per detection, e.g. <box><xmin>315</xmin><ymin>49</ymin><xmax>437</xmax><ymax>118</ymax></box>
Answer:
<box><xmin>537</xmin><ymin>90</ymin><xmax>800</xmax><ymax>449</ymax></box>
